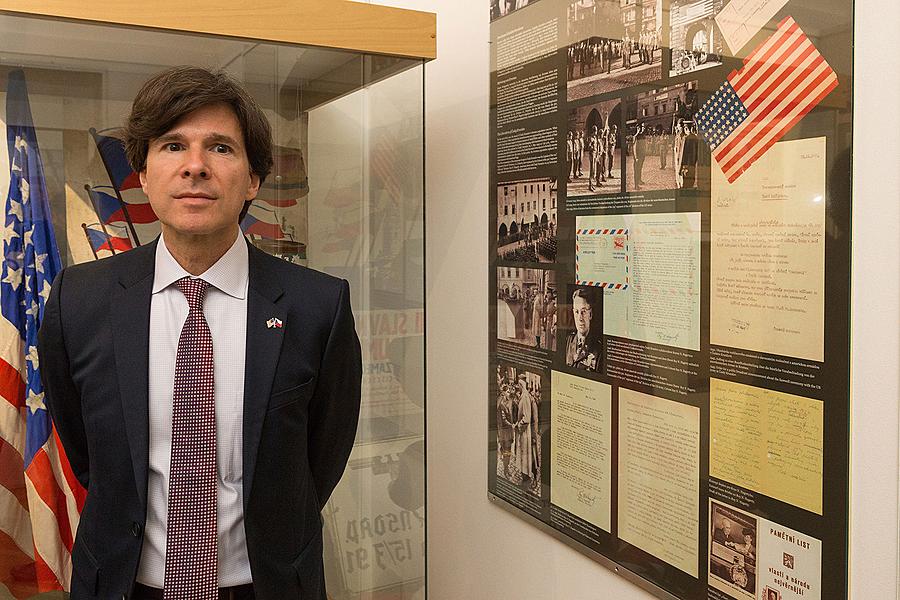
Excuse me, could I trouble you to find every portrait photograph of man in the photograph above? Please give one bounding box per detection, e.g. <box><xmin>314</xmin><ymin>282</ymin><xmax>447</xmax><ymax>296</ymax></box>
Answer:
<box><xmin>562</xmin><ymin>285</ymin><xmax>603</xmax><ymax>373</ymax></box>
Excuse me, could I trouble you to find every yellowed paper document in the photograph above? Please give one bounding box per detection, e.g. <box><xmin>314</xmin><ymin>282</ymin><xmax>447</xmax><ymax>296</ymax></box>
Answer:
<box><xmin>716</xmin><ymin>0</ymin><xmax>791</xmax><ymax>54</ymax></box>
<box><xmin>711</xmin><ymin>137</ymin><xmax>826</xmax><ymax>362</ymax></box>
<box><xmin>710</xmin><ymin>378</ymin><xmax>823</xmax><ymax>514</ymax></box>
<box><xmin>618</xmin><ymin>388</ymin><xmax>700</xmax><ymax>576</ymax></box>
<box><xmin>576</xmin><ymin>213</ymin><xmax>701</xmax><ymax>350</ymax></box>
<box><xmin>550</xmin><ymin>371</ymin><xmax>612</xmax><ymax>532</ymax></box>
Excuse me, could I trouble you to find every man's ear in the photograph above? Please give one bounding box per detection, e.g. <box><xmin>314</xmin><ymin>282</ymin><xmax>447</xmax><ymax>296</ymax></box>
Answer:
<box><xmin>247</xmin><ymin>172</ymin><xmax>261</xmax><ymax>200</ymax></box>
<box><xmin>139</xmin><ymin>169</ymin><xmax>148</xmax><ymax>194</ymax></box>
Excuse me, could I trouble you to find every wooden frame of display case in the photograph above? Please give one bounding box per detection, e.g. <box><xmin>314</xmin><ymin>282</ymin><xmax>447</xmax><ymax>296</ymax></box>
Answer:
<box><xmin>0</xmin><ymin>0</ymin><xmax>436</xmax><ymax>60</ymax></box>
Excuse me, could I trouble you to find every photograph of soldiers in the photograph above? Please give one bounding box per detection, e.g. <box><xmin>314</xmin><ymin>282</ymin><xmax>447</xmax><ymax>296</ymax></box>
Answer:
<box><xmin>490</xmin><ymin>0</ymin><xmax>539</xmax><ymax>21</ymax></box>
<box><xmin>566</xmin><ymin>0</ymin><xmax>663</xmax><ymax>101</ymax></box>
<box><xmin>562</xmin><ymin>285</ymin><xmax>603</xmax><ymax>372</ymax></box>
<box><xmin>497</xmin><ymin>267</ymin><xmax>557</xmax><ymax>351</ymax></box>
<box><xmin>625</xmin><ymin>81</ymin><xmax>705</xmax><ymax>192</ymax></box>
<box><xmin>496</xmin><ymin>178</ymin><xmax>558</xmax><ymax>263</ymax></box>
<box><xmin>495</xmin><ymin>363</ymin><xmax>544</xmax><ymax>496</ymax></box>
<box><xmin>567</xmin><ymin>98</ymin><xmax>622</xmax><ymax>196</ymax></box>
<box><xmin>669</xmin><ymin>0</ymin><xmax>727</xmax><ymax>76</ymax></box>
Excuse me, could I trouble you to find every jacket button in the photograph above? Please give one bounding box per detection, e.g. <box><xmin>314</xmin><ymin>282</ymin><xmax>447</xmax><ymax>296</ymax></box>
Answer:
<box><xmin>131</xmin><ymin>522</ymin><xmax>142</xmax><ymax>537</ymax></box>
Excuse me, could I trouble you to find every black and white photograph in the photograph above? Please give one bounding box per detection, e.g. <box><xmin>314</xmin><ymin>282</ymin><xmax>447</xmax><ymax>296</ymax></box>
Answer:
<box><xmin>497</xmin><ymin>267</ymin><xmax>557</xmax><ymax>351</ymax></box>
<box><xmin>709</xmin><ymin>501</ymin><xmax>758</xmax><ymax>598</ymax></box>
<box><xmin>496</xmin><ymin>178</ymin><xmax>557</xmax><ymax>263</ymax></box>
<box><xmin>763</xmin><ymin>588</ymin><xmax>782</xmax><ymax>600</ymax></box>
<box><xmin>566</xmin><ymin>0</ymin><xmax>662</xmax><ymax>101</ymax></box>
<box><xmin>560</xmin><ymin>285</ymin><xmax>603</xmax><ymax>372</ymax></box>
<box><xmin>567</xmin><ymin>100</ymin><xmax>622</xmax><ymax>196</ymax></box>
<box><xmin>495</xmin><ymin>363</ymin><xmax>544</xmax><ymax>497</ymax></box>
<box><xmin>669</xmin><ymin>0</ymin><xmax>727</xmax><ymax>76</ymax></box>
<box><xmin>624</xmin><ymin>81</ymin><xmax>706</xmax><ymax>192</ymax></box>
<box><xmin>490</xmin><ymin>0</ymin><xmax>540</xmax><ymax>21</ymax></box>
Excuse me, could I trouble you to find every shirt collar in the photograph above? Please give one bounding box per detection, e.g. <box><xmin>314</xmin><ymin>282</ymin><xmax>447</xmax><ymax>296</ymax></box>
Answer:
<box><xmin>152</xmin><ymin>229</ymin><xmax>248</xmax><ymax>299</ymax></box>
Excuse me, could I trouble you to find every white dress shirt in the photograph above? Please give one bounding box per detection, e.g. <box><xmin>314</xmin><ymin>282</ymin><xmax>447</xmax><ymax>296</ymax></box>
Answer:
<box><xmin>137</xmin><ymin>231</ymin><xmax>252</xmax><ymax>587</ymax></box>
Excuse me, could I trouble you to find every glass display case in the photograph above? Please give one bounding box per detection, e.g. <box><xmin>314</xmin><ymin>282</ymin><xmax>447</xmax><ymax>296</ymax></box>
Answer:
<box><xmin>0</xmin><ymin>5</ymin><xmax>429</xmax><ymax>599</ymax></box>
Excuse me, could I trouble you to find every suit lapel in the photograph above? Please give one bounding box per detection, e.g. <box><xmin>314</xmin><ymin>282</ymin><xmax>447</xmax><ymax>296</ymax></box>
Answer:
<box><xmin>111</xmin><ymin>240</ymin><xmax>157</xmax><ymax>511</ymax></box>
<box><xmin>242</xmin><ymin>244</ymin><xmax>285</xmax><ymax>510</ymax></box>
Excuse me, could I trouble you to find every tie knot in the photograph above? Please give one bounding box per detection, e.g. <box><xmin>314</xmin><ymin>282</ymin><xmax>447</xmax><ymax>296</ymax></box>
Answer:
<box><xmin>175</xmin><ymin>276</ymin><xmax>210</xmax><ymax>311</ymax></box>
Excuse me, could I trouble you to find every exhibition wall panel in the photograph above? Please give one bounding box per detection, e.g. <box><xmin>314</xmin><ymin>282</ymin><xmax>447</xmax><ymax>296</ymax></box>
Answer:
<box><xmin>374</xmin><ymin>0</ymin><xmax>898</xmax><ymax>599</ymax></box>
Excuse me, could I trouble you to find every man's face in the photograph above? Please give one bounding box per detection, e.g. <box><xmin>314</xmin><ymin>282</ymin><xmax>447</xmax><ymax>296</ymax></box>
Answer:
<box><xmin>722</xmin><ymin>520</ymin><xmax>732</xmax><ymax>537</ymax></box>
<box><xmin>573</xmin><ymin>295</ymin><xmax>592</xmax><ymax>336</ymax></box>
<box><xmin>140</xmin><ymin>102</ymin><xmax>260</xmax><ymax>242</ymax></box>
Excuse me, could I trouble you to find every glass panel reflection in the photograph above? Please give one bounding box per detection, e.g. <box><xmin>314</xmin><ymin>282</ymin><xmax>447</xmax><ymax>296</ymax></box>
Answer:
<box><xmin>0</xmin><ymin>13</ymin><xmax>424</xmax><ymax>599</ymax></box>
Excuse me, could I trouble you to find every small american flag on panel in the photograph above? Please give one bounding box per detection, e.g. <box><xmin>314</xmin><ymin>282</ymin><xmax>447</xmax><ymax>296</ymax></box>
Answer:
<box><xmin>695</xmin><ymin>16</ymin><xmax>838</xmax><ymax>183</ymax></box>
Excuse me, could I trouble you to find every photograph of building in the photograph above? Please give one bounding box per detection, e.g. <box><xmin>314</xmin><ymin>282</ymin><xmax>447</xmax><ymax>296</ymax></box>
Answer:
<box><xmin>496</xmin><ymin>178</ymin><xmax>558</xmax><ymax>263</ymax></box>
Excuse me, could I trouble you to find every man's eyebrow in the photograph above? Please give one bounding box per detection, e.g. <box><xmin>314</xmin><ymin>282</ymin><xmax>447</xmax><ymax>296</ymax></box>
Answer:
<box><xmin>151</xmin><ymin>132</ymin><xmax>242</xmax><ymax>146</ymax></box>
<box><xmin>153</xmin><ymin>132</ymin><xmax>185</xmax><ymax>146</ymax></box>
<box><xmin>206</xmin><ymin>133</ymin><xmax>241</xmax><ymax>146</ymax></box>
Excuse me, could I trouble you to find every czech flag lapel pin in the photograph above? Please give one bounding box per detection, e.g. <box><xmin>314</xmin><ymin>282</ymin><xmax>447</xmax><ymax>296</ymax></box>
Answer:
<box><xmin>266</xmin><ymin>317</ymin><xmax>283</xmax><ymax>329</ymax></box>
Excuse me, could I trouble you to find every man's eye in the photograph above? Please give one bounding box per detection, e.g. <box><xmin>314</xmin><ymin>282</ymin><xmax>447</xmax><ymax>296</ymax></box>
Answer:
<box><xmin>213</xmin><ymin>144</ymin><xmax>232</xmax><ymax>153</ymax></box>
<box><xmin>165</xmin><ymin>143</ymin><xmax>182</xmax><ymax>151</ymax></box>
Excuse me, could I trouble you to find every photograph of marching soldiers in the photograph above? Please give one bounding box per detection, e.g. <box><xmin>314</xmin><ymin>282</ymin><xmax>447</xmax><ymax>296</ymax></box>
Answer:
<box><xmin>496</xmin><ymin>178</ymin><xmax>558</xmax><ymax>263</ymax></box>
<box><xmin>624</xmin><ymin>81</ymin><xmax>708</xmax><ymax>192</ymax></box>
<box><xmin>497</xmin><ymin>267</ymin><xmax>557</xmax><ymax>351</ymax></box>
<box><xmin>495</xmin><ymin>363</ymin><xmax>544</xmax><ymax>496</ymax></box>
<box><xmin>669</xmin><ymin>0</ymin><xmax>727</xmax><ymax>76</ymax></box>
<box><xmin>566</xmin><ymin>0</ymin><xmax>663</xmax><ymax>102</ymax></box>
<box><xmin>567</xmin><ymin>99</ymin><xmax>622</xmax><ymax>196</ymax></box>
<box><xmin>490</xmin><ymin>0</ymin><xmax>539</xmax><ymax>21</ymax></box>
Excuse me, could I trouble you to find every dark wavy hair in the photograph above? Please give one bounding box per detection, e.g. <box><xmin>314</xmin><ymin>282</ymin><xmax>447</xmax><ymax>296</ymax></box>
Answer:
<box><xmin>122</xmin><ymin>66</ymin><xmax>273</xmax><ymax>219</ymax></box>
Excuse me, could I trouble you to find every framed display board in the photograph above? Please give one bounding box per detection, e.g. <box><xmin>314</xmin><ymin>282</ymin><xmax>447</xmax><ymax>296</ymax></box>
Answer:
<box><xmin>488</xmin><ymin>1</ymin><xmax>852</xmax><ymax>599</ymax></box>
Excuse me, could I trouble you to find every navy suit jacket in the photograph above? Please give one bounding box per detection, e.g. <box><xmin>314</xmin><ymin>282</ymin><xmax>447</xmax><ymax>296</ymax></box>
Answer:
<box><xmin>38</xmin><ymin>238</ymin><xmax>362</xmax><ymax>599</ymax></box>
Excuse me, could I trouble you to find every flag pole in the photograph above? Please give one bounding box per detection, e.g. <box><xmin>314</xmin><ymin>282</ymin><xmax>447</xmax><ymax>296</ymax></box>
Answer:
<box><xmin>83</xmin><ymin>185</ymin><xmax>117</xmax><ymax>255</ymax></box>
<box><xmin>80</xmin><ymin>223</ymin><xmax>100</xmax><ymax>260</ymax></box>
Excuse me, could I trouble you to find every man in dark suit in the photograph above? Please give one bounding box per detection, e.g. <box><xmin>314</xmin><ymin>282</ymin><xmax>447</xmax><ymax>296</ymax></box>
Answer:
<box><xmin>39</xmin><ymin>67</ymin><xmax>362</xmax><ymax>599</ymax></box>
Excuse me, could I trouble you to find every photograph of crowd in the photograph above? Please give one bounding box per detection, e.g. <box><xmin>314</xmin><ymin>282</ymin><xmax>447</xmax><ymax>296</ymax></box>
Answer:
<box><xmin>566</xmin><ymin>0</ymin><xmax>663</xmax><ymax>101</ymax></box>
<box><xmin>561</xmin><ymin>285</ymin><xmax>603</xmax><ymax>372</ymax></box>
<box><xmin>624</xmin><ymin>81</ymin><xmax>707</xmax><ymax>192</ymax></box>
<box><xmin>669</xmin><ymin>0</ymin><xmax>727</xmax><ymax>76</ymax></box>
<box><xmin>567</xmin><ymin>100</ymin><xmax>621</xmax><ymax>196</ymax></box>
<box><xmin>496</xmin><ymin>178</ymin><xmax>557</xmax><ymax>263</ymax></box>
<box><xmin>710</xmin><ymin>501</ymin><xmax>758</xmax><ymax>596</ymax></box>
<box><xmin>495</xmin><ymin>363</ymin><xmax>544</xmax><ymax>496</ymax></box>
<box><xmin>497</xmin><ymin>267</ymin><xmax>557</xmax><ymax>351</ymax></box>
<box><xmin>490</xmin><ymin>0</ymin><xmax>539</xmax><ymax>21</ymax></box>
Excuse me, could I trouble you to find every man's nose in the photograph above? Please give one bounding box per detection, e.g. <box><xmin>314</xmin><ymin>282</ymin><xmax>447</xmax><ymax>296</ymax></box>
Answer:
<box><xmin>181</xmin><ymin>148</ymin><xmax>210</xmax><ymax>179</ymax></box>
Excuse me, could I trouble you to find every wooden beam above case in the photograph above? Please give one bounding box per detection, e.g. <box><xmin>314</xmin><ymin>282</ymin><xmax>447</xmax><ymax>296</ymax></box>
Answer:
<box><xmin>0</xmin><ymin>0</ymin><xmax>437</xmax><ymax>60</ymax></box>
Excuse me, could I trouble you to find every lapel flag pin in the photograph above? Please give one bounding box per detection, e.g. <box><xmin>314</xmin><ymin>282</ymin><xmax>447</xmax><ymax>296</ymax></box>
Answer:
<box><xmin>266</xmin><ymin>317</ymin><xmax>283</xmax><ymax>329</ymax></box>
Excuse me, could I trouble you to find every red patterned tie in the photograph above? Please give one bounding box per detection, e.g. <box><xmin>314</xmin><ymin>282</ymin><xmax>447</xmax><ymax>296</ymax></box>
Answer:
<box><xmin>164</xmin><ymin>277</ymin><xmax>217</xmax><ymax>599</ymax></box>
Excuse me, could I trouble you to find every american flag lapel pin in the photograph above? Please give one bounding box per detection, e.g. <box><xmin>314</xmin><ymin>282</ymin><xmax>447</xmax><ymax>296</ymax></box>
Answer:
<box><xmin>266</xmin><ymin>317</ymin><xmax>283</xmax><ymax>329</ymax></box>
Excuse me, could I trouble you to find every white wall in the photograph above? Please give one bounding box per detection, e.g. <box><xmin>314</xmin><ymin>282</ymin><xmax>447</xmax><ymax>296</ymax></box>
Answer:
<box><xmin>850</xmin><ymin>0</ymin><xmax>900</xmax><ymax>598</ymax></box>
<box><xmin>378</xmin><ymin>0</ymin><xmax>900</xmax><ymax>598</ymax></box>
